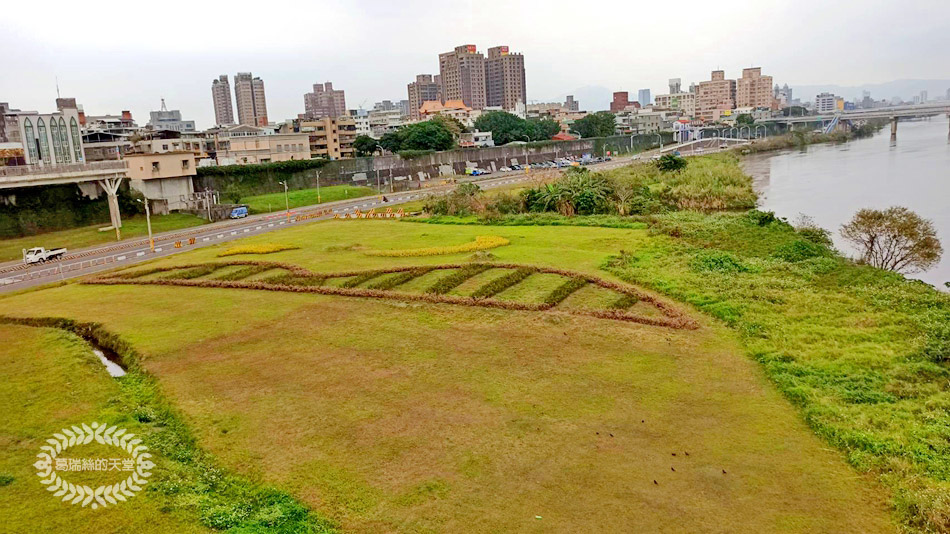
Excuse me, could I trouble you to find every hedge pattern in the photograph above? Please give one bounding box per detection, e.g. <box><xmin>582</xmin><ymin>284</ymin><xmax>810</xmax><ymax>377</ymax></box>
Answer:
<box><xmin>90</xmin><ymin>261</ymin><xmax>696</xmax><ymax>329</ymax></box>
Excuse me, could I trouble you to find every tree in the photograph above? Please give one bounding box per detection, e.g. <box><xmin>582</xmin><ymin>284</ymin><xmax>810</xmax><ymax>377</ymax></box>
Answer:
<box><xmin>474</xmin><ymin>111</ymin><xmax>527</xmax><ymax>145</ymax></box>
<box><xmin>571</xmin><ymin>111</ymin><xmax>616</xmax><ymax>138</ymax></box>
<box><xmin>399</xmin><ymin>120</ymin><xmax>454</xmax><ymax>151</ymax></box>
<box><xmin>353</xmin><ymin>135</ymin><xmax>379</xmax><ymax>157</ymax></box>
<box><xmin>840</xmin><ymin>206</ymin><xmax>943</xmax><ymax>273</ymax></box>
<box><xmin>430</xmin><ymin>115</ymin><xmax>466</xmax><ymax>140</ymax></box>
<box><xmin>526</xmin><ymin>119</ymin><xmax>561</xmax><ymax>141</ymax></box>
<box><xmin>736</xmin><ymin>114</ymin><xmax>754</xmax><ymax>125</ymax></box>
<box><xmin>378</xmin><ymin>132</ymin><xmax>402</xmax><ymax>153</ymax></box>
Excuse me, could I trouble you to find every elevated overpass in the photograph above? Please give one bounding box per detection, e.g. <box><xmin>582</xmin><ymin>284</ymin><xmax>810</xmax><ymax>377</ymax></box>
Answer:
<box><xmin>762</xmin><ymin>102</ymin><xmax>950</xmax><ymax>139</ymax></box>
<box><xmin>0</xmin><ymin>160</ymin><xmax>126</xmax><ymax>189</ymax></box>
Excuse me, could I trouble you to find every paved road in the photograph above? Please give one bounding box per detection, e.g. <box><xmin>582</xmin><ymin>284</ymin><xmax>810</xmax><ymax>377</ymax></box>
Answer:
<box><xmin>0</xmin><ymin>156</ymin><xmax>644</xmax><ymax>293</ymax></box>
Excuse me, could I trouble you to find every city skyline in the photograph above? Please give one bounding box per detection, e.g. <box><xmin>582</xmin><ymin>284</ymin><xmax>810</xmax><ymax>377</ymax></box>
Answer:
<box><xmin>3</xmin><ymin>0</ymin><xmax>948</xmax><ymax>128</ymax></box>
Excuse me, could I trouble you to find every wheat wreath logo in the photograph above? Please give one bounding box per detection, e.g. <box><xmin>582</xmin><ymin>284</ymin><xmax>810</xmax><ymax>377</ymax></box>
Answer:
<box><xmin>33</xmin><ymin>422</ymin><xmax>154</xmax><ymax>509</ymax></box>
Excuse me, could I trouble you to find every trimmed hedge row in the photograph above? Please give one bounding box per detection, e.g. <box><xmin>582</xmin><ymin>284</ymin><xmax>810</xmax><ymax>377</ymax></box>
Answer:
<box><xmin>470</xmin><ymin>268</ymin><xmax>533</xmax><ymax>299</ymax></box>
<box><xmin>92</xmin><ymin>261</ymin><xmax>696</xmax><ymax>329</ymax></box>
<box><xmin>366</xmin><ymin>268</ymin><xmax>433</xmax><ymax>290</ymax></box>
<box><xmin>425</xmin><ymin>264</ymin><xmax>493</xmax><ymax>295</ymax></box>
<box><xmin>610</xmin><ymin>293</ymin><xmax>640</xmax><ymax>309</ymax></box>
<box><xmin>341</xmin><ymin>271</ymin><xmax>385</xmax><ymax>288</ymax></box>
<box><xmin>543</xmin><ymin>277</ymin><xmax>588</xmax><ymax>306</ymax></box>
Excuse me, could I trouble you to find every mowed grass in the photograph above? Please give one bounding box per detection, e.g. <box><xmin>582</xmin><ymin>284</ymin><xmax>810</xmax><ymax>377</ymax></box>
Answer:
<box><xmin>0</xmin><ymin>324</ymin><xmax>207</xmax><ymax>533</ymax></box>
<box><xmin>0</xmin><ymin>213</ymin><xmax>208</xmax><ymax>263</ymax></box>
<box><xmin>0</xmin><ymin>220</ymin><xmax>897</xmax><ymax>532</ymax></box>
<box><xmin>242</xmin><ymin>185</ymin><xmax>377</xmax><ymax>214</ymax></box>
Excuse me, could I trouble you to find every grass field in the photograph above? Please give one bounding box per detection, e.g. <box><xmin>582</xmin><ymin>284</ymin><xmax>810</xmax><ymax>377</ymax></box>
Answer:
<box><xmin>0</xmin><ymin>219</ymin><xmax>898</xmax><ymax>532</ymax></box>
<box><xmin>242</xmin><ymin>185</ymin><xmax>376</xmax><ymax>214</ymax></box>
<box><xmin>0</xmin><ymin>213</ymin><xmax>208</xmax><ymax>263</ymax></box>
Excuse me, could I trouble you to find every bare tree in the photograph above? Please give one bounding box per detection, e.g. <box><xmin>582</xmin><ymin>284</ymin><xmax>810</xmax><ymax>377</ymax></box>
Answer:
<box><xmin>609</xmin><ymin>177</ymin><xmax>638</xmax><ymax>216</ymax></box>
<box><xmin>840</xmin><ymin>207</ymin><xmax>943</xmax><ymax>273</ymax></box>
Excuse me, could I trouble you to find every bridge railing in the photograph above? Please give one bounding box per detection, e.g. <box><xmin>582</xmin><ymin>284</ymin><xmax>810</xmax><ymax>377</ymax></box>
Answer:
<box><xmin>0</xmin><ymin>160</ymin><xmax>127</xmax><ymax>178</ymax></box>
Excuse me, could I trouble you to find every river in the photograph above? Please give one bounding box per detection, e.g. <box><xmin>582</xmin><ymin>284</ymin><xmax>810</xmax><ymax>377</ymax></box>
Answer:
<box><xmin>743</xmin><ymin>116</ymin><xmax>950</xmax><ymax>289</ymax></box>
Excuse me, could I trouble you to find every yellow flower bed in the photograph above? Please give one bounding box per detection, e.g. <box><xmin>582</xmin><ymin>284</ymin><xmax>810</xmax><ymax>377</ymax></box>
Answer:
<box><xmin>217</xmin><ymin>244</ymin><xmax>300</xmax><ymax>257</ymax></box>
<box><xmin>366</xmin><ymin>236</ymin><xmax>510</xmax><ymax>257</ymax></box>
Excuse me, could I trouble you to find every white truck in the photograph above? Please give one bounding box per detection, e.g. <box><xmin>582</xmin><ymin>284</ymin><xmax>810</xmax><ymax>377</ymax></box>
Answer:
<box><xmin>23</xmin><ymin>247</ymin><xmax>67</xmax><ymax>264</ymax></box>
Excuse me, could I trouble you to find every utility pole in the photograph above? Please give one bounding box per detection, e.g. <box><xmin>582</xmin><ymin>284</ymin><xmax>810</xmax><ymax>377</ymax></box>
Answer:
<box><xmin>278</xmin><ymin>180</ymin><xmax>289</xmax><ymax>219</ymax></box>
<box><xmin>136</xmin><ymin>197</ymin><xmax>154</xmax><ymax>252</ymax></box>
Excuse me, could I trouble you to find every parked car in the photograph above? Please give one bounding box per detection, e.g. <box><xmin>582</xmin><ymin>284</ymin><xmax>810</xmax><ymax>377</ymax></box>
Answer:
<box><xmin>23</xmin><ymin>247</ymin><xmax>67</xmax><ymax>264</ymax></box>
<box><xmin>230</xmin><ymin>206</ymin><xmax>248</xmax><ymax>219</ymax></box>
<box><xmin>499</xmin><ymin>166</ymin><xmax>511</xmax><ymax>172</ymax></box>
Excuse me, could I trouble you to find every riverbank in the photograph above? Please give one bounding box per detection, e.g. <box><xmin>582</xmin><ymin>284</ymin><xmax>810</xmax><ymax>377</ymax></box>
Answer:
<box><xmin>407</xmin><ymin>152</ymin><xmax>950</xmax><ymax>532</ymax></box>
<box><xmin>744</xmin><ymin>115</ymin><xmax>950</xmax><ymax>288</ymax></box>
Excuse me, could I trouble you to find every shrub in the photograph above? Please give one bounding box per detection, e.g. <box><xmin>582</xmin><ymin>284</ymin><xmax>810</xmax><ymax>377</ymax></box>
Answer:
<box><xmin>689</xmin><ymin>251</ymin><xmax>750</xmax><ymax>273</ymax></box>
<box><xmin>773</xmin><ymin>239</ymin><xmax>831</xmax><ymax>262</ymax></box>
<box><xmin>366</xmin><ymin>268</ymin><xmax>433</xmax><ymax>290</ymax></box>
<box><xmin>656</xmin><ymin>153</ymin><xmax>687</xmax><ymax>172</ymax></box>
<box><xmin>747</xmin><ymin>210</ymin><xmax>779</xmax><ymax>226</ymax></box>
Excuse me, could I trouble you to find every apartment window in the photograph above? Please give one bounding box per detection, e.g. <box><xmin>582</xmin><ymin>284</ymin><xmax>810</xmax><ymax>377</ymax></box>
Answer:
<box><xmin>152</xmin><ymin>161</ymin><xmax>160</xmax><ymax>172</ymax></box>
<box><xmin>182</xmin><ymin>159</ymin><xmax>190</xmax><ymax>169</ymax></box>
<box><xmin>162</xmin><ymin>144</ymin><xmax>168</xmax><ymax>151</ymax></box>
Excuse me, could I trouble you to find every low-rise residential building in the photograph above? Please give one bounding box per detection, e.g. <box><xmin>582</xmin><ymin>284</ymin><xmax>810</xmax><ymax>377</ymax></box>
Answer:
<box><xmin>459</xmin><ymin>130</ymin><xmax>494</xmax><ymax>148</ymax></box>
<box><xmin>208</xmin><ymin>124</ymin><xmax>309</xmax><ymax>165</ymax></box>
<box><xmin>615</xmin><ymin>110</ymin><xmax>669</xmax><ymax>134</ymax></box>
<box><xmin>368</xmin><ymin>108</ymin><xmax>406</xmax><ymax>138</ymax></box>
<box><xmin>287</xmin><ymin>116</ymin><xmax>356</xmax><ymax>160</ymax></box>
<box><xmin>124</xmin><ymin>151</ymin><xmax>197</xmax><ymax>213</ymax></box>
<box><xmin>815</xmin><ymin>92</ymin><xmax>838</xmax><ymax>114</ymax></box>
<box><xmin>654</xmin><ymin>91</ymin><xmax>696</xmax><ymax>118</ymax></box>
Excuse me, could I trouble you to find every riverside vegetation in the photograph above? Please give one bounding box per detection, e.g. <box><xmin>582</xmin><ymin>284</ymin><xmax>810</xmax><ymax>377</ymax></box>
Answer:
<box><xmin>417</xmin><ymin>151</ymin><xmax>950</xmax><ymax>532</ymax></box>
<box><xmin>1</xmin><ymin>149</ymin><xmax>946</xmax><ymax>532</ymax></box>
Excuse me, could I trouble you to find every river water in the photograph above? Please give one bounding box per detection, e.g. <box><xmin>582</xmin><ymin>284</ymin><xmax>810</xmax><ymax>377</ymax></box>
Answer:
<box><xmin>743</xmin><ymin>116</ymin><xmax>950</xmax><ymax>289</ymax></box>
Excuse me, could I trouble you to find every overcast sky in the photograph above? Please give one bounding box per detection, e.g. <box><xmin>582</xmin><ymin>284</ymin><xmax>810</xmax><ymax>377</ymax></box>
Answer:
<box><xmin>3</xmin><ymin>0</ymin><xmax>948</xmax><ymax>129</ymax></box>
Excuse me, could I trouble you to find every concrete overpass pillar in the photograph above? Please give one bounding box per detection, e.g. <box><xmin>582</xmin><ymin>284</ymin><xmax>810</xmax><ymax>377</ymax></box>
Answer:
<box><xmin>98</xmin><ymin>176</ymin><xmax>124</xmax><ymax>241</ymax></box>
<box><xmin>890</xmin><ymin>117</ymin><xmax>898</xmax><ymax>141</ymax></box>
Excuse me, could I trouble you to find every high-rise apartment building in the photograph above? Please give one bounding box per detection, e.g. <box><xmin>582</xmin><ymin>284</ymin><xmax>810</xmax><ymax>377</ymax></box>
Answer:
<box><xmin>408</xmin><ymin>74</ymin><xmax>441</xmax><ymax>120</ymax></box>
<box><xmin>736</xmin><ymin>67</ymin><xmax>775</xmax><ymax>109</ymax></box>
<box><xmin>304</xmin><ymin>82</ymin><xmax>347</xmax><ymax>120</ymax></box>
<box><xmin>697</xmin><ymin>70</ymin><xmax>736</xmax><ymax>121</ymax></box>
<box><xmin>564</xmin><ymin>95</ymin><xmax>579</xmax><ymax>111</ymax></box>
<box><xmin>211</xmin><ymin>75</ymin><xmax>235</xmax><ymax>126</ymax></box>
<box><xmin>485</xmin><ymin>46</ymin><xmax>526</xmax><ymax>111</ymax></box>
<box><xmin>439</xmin><ymin>45</ymin><xmax>487</xmax><ymax>110</ymax></box>
<box><xmin>638</xmin><ymin>89</ymin><xmax>651</xmax><ymax>107</ymax></box>
<box><xmin>233</xmin><ymin>73</ymin><xmax>268</xmax><ymax>127</ymax></box>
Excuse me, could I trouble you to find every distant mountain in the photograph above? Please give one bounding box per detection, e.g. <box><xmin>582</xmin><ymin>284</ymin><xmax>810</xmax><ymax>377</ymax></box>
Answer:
<box><xmin>790</xmin><ymin>79</ymin><xmax>950</xmax><ymax>103</ymax></box>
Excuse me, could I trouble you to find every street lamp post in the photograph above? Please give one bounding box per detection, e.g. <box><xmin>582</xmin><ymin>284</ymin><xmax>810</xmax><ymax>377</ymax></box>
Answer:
<box><xmin>136</xmin><ymin>197</ymin><xmax>154</xmax><ymax>252</ymax></box>
<box><xmin>278</xmin><ymin>180</ymin><xmax>290</xmax><ymax>219</ymax></box>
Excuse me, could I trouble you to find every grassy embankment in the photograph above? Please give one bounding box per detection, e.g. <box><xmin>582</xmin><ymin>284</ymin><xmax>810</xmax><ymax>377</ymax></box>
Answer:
<box><xmin>241</xmin><ymin>185</ymin><xmax>376</xmax><ymax>214</ymax></box>
<box><xmin>408</xmin><ymin>152</ymin><xmax>950</xmax><ymax>532</ymax></box>
<box><xmin>0</xmin><ymin>217</ymin><xmax>898</xmax><ymax>532</ymax></box>
<box><xmin>0</xmin><ymin>318</ymin><xmax>335</xmax><ymax>533</ymax></box>
<box><xmin>0</xmin><ymin>213</ymin><xmax>208</xmax><ymax>263</ymax></box>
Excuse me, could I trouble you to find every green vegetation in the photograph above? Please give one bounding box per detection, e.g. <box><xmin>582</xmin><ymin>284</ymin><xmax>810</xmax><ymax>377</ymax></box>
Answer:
<box><xmin>379</xmin><ymin>119</ymin><xmax>455</xmax><ymax>153</ymax></box>
<box><xmin>0</xmin><ymin>182</ymin><xmax>147</xmax><ymax>238</ymax></box>
<box><xmin>0</xmin><ymin>218</ymin><xmax>901</xmax><ymax>532</ymax></box>
<box><xmin>571</xmin><ymin>111</ymin><xmax>617</xmax><ymax>138</ymax></box>
<box><xmin>841</xmin><ymin>206</ymin><xmax>943</xmax><ymax>273</ymax></box>
<box><xmin>196</xmin><ymin>158</ymin><xmax>329</xmax><ymax>178</ymax></box>
<box><xmin>0</xmin><ymin>213</ymin><xmax>208</xmax><ymax>263</ymax></box>
<box><xmin>241</xmin><ymin>185</ymin><xmax>376</xmax><ymax>214</ymax></box>
<box><xmin>352</xmin><ymin>135</ymin><xmax>379</xmax><ymax>157</ymax></box>
<box><xmin>0</xmin><ymin>317</ymin><xmax>334</xmax><ymax>533</ymax></box>
<box><xmin>473</xmin><ymin>110</ymin><xmax>561</xmax><ymax>144</ymax></box>
<box><xmin>423</xmin><ymin>152</ymin><xmax>756</xmax><ymax>219</ymax></box>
